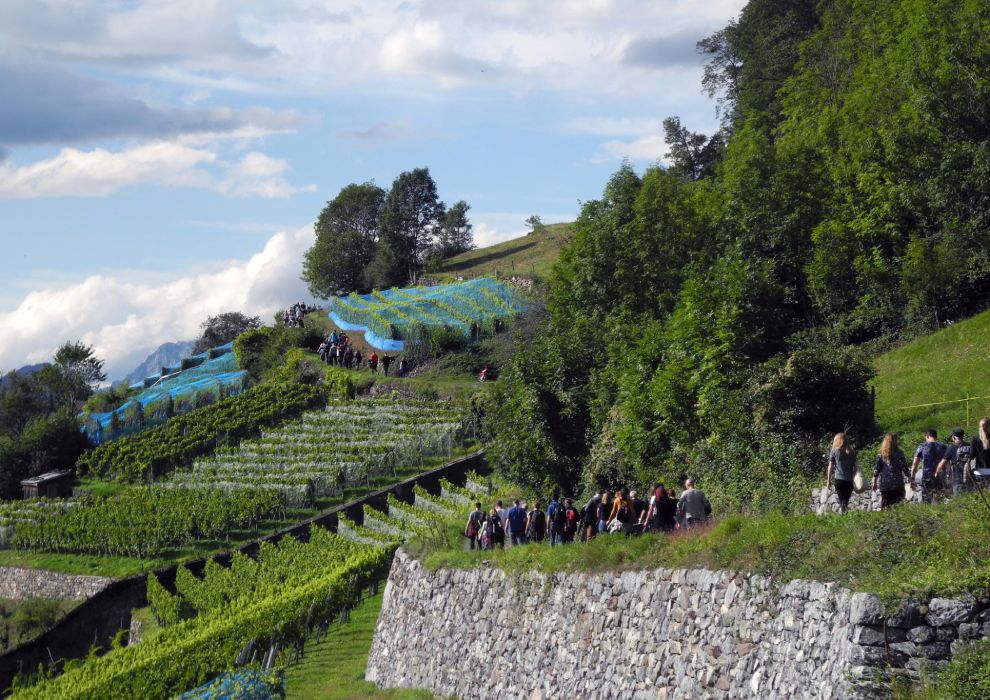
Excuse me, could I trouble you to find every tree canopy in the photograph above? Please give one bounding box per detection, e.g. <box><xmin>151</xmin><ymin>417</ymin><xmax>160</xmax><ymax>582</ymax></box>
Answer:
<box><xmin>485</xmin><ymin>0</ymin><xmax>990</xmax><ymax>512</ymax></box>
<box><xmin>303</xmin><ymin>168</ymin><xmax>472</xmax><ymax>297</ymax></box>
<box><xmin>192</xmin><ymin>312</ymin><xmax>262</xmax><ymax>355</ymax></box>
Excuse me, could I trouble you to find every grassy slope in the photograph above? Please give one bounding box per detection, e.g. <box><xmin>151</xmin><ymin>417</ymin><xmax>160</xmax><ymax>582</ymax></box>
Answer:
<box><xmin>283</xmin><ymin>591</ymin><xmax>438</xmax><ymax>700</ymax></box>
<box><xmin>417</xmin><ymin>492</ymin><xmax>990</xmax><ymax>604</ymax></box>
<box><xmin>433</xmin><ymin>223</ymin><xmax>573</xmax><ymax>281</ymax></box>
<box><xmin>873</xmin><ymin>307</ymin><xmax>990</xmax><ymax>435</ymax></box>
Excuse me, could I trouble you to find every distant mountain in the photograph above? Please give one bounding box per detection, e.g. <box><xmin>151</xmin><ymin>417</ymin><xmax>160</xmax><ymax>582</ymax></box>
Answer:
<box><xmin>0</xmin><ymin>362</ymin><xmax>48</xmax><ymax>388</ymax></box>
<box><xmin>121</xmin><ymin>341</ymin><xmax>196</xmax><ymax>386</ymax></box>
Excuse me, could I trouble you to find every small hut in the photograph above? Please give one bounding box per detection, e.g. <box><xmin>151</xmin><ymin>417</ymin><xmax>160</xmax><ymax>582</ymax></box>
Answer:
<box><xmin>21</xmin><ymin>470</ymin><xmax>74</xmax><ymax>499</ymax></box>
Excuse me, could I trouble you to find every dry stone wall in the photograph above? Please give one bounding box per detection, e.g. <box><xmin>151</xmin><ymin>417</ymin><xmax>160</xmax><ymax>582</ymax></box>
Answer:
<box><xmin>367</xmin><ymin>550</ymin><xmax>989</xmax><ymax>700</ymax></box>
<box><xmin>0</xmin><ymin>566</ymin><xmax>112</xmax><ymax>601</ymax></box>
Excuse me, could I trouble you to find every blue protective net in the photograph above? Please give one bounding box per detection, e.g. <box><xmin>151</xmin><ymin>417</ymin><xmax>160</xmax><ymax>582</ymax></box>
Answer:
<box><xmin>82</xmin><ymin>344</ymin><xmax>248</xmax><ymax>445</ymax></box>
<box><xmin>327</xmin><ymin>277</ymin><xmax>525</xmax><ymax>350</ymax></box>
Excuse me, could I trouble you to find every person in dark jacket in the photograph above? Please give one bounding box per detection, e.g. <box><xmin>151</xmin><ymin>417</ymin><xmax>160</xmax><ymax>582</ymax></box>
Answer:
<box><xmin>525</xmin><ymin>501</ymin><xmax>546</xmax><ymax>543</ymax></box>
<box><xmin>872</xmin><ymin>433</ymin><xmax>911</xmax><ymax>509</ymax></box>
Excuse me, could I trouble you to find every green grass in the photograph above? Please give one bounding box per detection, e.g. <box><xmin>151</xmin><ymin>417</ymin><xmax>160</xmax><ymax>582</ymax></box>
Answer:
<box><xmin>433</xmin><ymin>223</ymin><xmax>573</xmax><ymax>281</ymax></box>
<box><xmin>873</xmin><ymin>307</ymin><xmax>990</xmax><ymax>435</ymax></box>
<box><xmin>283</xmin><ymin>591</ymin><xmax>439</xmax><ymax>700</ymax></box>
<box><xmin>417</xmin><ymin>493</ymin><xmax>990</xmax><ymax>605</ymax></box>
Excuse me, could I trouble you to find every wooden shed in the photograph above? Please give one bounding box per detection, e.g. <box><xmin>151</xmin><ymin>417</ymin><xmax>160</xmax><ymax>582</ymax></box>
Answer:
<box><xmin>21</xmin><ymin>470</ymin><xmax>74</xmax><ymax>499</ymax></box>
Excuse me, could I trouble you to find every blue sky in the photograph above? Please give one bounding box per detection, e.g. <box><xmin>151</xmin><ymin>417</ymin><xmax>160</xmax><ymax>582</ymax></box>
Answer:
<box><xmin>0</xmin><ymin>0</ymin><xmax>744</xmax><ymax>379</ymax></box>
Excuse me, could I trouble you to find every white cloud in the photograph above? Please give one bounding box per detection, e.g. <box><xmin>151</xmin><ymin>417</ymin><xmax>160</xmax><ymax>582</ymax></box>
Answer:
<box><xmin>0</xmin><ymin>142</ymin><xmax>215</xmax><ymax>198</ymax></box>
<box><xmin>216</xmin><ymin>152</ymin><xmax>315</xmax><ymax>198</ymax></box>
<box><xmin>597</xmin><ymin>135</ymin><xmax>669</xmax><ymax>163</ymax></box>
<box><xmin>0</xmin><ymin>143</ymin><xmax>313</xmax><ymax>199</ymax></box>
<box><xmin>0</xmin><ymin>227</ymin><xmax>318</xmax><ymax>379</ymax></box>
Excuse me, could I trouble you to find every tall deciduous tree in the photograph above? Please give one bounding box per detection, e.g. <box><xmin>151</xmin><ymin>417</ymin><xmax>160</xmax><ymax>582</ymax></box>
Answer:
<box><xmin>302</xmin><ymin>182</ymin><xmax>386</xmax><ymax>297</ymax></box>
<box><xmin>370</xmin><ymin>168</ymin><xmax>445</xmax><ymax>287</ymax></box>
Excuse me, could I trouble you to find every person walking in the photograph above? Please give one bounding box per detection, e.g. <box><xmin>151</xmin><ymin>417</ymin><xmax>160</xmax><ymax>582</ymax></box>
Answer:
<box><xmin>560</xmin><ymin>498</ymin><xmax>579</xmax><ymax>543</ymax></box>
<box><xmin>676</xmin><ymin>479</ymin><xmax>712</xmax><ymax>529</ymax></box>
<box><xmin>582</xmin><ymin>490</ymin><xmax>603</xmax><ymax>543</ymax></box>
<box><xmin>465</xmin><ymin>502</ymin><xmax>485</xmax><ymax>550</ymax></box>
<box><xmin>369</xmin><ymin>351</ymin><xmax>379</xmax><ymax>374</ymax></box>
<box><xmin>607</xmin><ymin>488</ymin><xmax>635</xmax><ymax>535</ymax></box>
<box><xmin>546</xmin><ymin>492</ymin><xmax>562</xmax><ymax>546</ymax></box>
<box><xmin>912</xmin><ymin>429</ymin><xmax>947</xmax><ymax>503</ymax></box>
<box><xmin>595</xmin><ymin>491</ymin><xmax>611</xmax><ymax>535</ymax></box>
<box><xmin>872</xmin><ymin>433</ymin><xmax>911</xmax><ymax>509</ymax></box>
<box><xmin>398</xmin><ymin>357</ymin><xmax>408</xmax><ymax>377</ymax></box>
<box><xmin>935</xmin><ymin>428</ymin><xmax>972</xmax><ymax>496</ymax></box>
<box><xmin>826</xmin><ymin>432</ymin><xmax>858</xmax><ymax>513</ymax></box>
<box><xmin>381</xmin><ymin>353</ymin><xmax>393</xmax><ymax>376</ymax></box>
<box><xmin>506</xmin><ymin>499</ymin><xmax>528</xmax><ymax>546</ymax></box>
<box><xmin>487</xmin><ymin>506</ymin><xmax>505</xmax><ymax>549</ymax></box>
<box><xmin>525</xmin><ymin>501</ymin><xmax>546</xmax><ymax>543</ymax></box>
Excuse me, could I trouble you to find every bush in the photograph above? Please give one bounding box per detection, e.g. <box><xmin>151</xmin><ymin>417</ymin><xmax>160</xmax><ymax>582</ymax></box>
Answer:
<box><xmin>234</xmin><ymin>326</ymin><xmax>323</xmax><ymax>381</ymax></box>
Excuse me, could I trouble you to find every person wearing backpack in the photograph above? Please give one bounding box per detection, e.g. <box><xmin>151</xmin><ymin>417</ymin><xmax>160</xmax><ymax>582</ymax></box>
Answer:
<box><xmin>912</xmin><ymin>429</ymin><xmax>947</xmax><ymax>503</ymax></box>
<box><xmin>595</xmin><ymin>491</ymin><xmax>611</xmax><ymax>535</ymax></box>
<box><xmin>607</xmin><ymin>488</ymin><xmax>635</xmax><ymax>535</ymax></box>
<box><xmin>561</xmin><ymin>498</ymin><xmax>579</xmax><ymax>543</ymax></box>
<box><xmin>546</xmin><ymin>492</ymin><xmax>562</xmax><ymax>546</ymax></box>
<box><xmin>936</xmin><ymin>428</ymin><xmax>972</xmax><ymax>495</ymax></box>
<box><xmin>464</xmin><ymin>502</ymin><xmax>485</xmax><ymax>550</ymax></box>
<box><xmin>525</xmin><ymin>501</ymin><xmax>546</xmax><ymax>543</ymax></box>
<box><xmin>872</xmin><ymin>433</ymin><xmax>911</xmax><ymax>509</ymax></box>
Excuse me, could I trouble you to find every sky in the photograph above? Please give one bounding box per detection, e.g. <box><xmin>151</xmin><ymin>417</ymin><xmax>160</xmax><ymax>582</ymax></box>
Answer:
<box><xmin>0</xmin><ymin>0</ymin><xmax>745</xmax><ymax>380</ymax></box>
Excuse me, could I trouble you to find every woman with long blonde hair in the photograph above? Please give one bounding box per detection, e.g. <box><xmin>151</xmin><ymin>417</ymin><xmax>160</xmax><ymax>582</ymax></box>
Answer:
<box><xmin>872</xmin><ymin>433</ymin><xmax>910</xmax><ymax>509</ymax></box>
<box><xmin>826</xmin><ymin>432</ymin><xmax>857</xmax><ymax>513</ymax></box>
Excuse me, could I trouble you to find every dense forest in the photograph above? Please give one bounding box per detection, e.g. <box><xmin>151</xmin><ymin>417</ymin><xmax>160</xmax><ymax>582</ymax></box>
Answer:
<box><xmin>485</xmin><ymin>0</ymin><xmax>990</xmax><ymax>511</ymax></box>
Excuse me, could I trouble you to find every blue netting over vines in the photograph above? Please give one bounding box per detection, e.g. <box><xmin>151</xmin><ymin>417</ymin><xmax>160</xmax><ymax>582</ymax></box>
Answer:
<box><xmin>179</xmin><ymin>668</ymin><xmax>284</xmax><ymax>700</ymax></box>
<box><xmin>81</xmin><ymin>343</ymin><xmax>249</xmax><ymax>445</ymax></box>
<box><xmin>327</xmin><ymin>277</ymin><xmax>525</xmax><ymax>350</ymax></box>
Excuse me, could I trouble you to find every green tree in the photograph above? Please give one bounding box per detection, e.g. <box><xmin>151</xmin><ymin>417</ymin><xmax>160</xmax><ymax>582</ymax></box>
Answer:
<box><xmin>302</xmin><ymin>182</ymin><xmax>386</xmax><ymax>297</ymax></box>
<box><xmin>662</xmin><ymin>117</ymin><xmax>725</xmax><ymax>180</ymax></box>
<box><xmin>192</xmin><ymin>312</ymin><xmax>261</xmax><ymax>355</ymax></box>
<box><xmin>369</xmin><ymin>168</ymin><xmax>445</xmax><ymax>287</ymax></box>
<box><xmin>436</xmin><ymin>200</ymin><xmax>474</xmax><ymax>257</ymax></box>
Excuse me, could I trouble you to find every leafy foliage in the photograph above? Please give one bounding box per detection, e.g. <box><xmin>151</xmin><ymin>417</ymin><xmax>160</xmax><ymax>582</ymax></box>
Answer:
<box><xmin>483</xmin><ymin>0</ymin><xmax>990</xmax><ymax>510</ymax></box>
<box><xmin>193</xmin><ymin>313</ymin><xmax>262</xmax><ymax>356</ymax></box>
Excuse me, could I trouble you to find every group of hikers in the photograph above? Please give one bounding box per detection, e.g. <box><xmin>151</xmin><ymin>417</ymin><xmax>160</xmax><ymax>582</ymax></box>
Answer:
<box><xmin>464</xmin><ymin>479</ymin><xmax>712</xmax><ymax>550</ymax></box>
<box><xmin>826</xmin><ymin>418</ymin><xmax>990</xmax><ymax>512</ymax></box>
<box><xmin>317</xmin><ymin>330</ymin><xmax>408</xmax><ymax>377</ymax></box>
<box><xmin>281</xmin><ymin>302</ymin><xmax>320</xmax><ymax>327</ymax></box>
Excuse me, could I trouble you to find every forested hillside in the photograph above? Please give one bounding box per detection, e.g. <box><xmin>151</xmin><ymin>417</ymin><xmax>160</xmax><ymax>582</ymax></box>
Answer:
<box><xmin>484</xmin><ymin>0</ymin><xmax>990</xmax><ymax>511</ymax></box>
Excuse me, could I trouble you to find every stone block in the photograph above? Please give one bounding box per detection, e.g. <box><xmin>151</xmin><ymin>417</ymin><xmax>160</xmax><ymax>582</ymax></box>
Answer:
<box><xmin>851</xmin><ymin>625</ymin><xmax>885</xmax><ymax>646</ymax></box>
<box><xmin>958</xmin><ymin>622</ymin><xmax>979</xmax><ymax>639</ymax></box>
<box><xmin>850</xmin><ymin>593</ymin><xmax>885</xmax><ymax>625</ymax></box>
<box><xmin>907</xmin><ymin>626</ymin><xmax>935</xmax><ymax>644</ymax></box>
<box><xmin>926</xmin><ymin>598</ymin><xmax>974</xmax><ymax>627</ymax></box>
<box><xmin>935</xmin><ymin>626</ymin><xmax>957</xmax><ymax>641</ymax></box>
<box><xmin>923</xmin><ymin>641</ymin><xmax>951</xmax><ymax>661</ymax></box>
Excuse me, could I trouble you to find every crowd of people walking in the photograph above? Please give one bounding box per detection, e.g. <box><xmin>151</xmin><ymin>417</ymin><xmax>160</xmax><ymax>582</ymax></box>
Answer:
<box><xmin>317</xmin><ymin>330</ymin><xmax>408</xmax><ymax>376</ymax></box>
<box><xmin>280</xmin><ymin>302</ymin><xmax>320</xmax><ymax>327</ymax></box>
<box><xmin>464</xmin><ymin>480</ymin><xmax>712</xmax><ymax>550</ymax></box>
<box><xmin>826</xmin><ymin>419</ymin><xmax>990</xmax><ymax>512</ymax></box>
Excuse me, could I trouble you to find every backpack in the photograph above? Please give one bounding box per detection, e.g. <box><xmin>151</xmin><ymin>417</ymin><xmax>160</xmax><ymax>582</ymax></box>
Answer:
<box><xmin>564</xmin><ymin>507</ymin><xmax>578</xmax><ymax>533</ymax></box>
<box><xmin>527</xmin><ymin>510</ymin><xmax>545</xmax><ymax>538</ymax></box>
<box><xmin>955</xmin><ymin>444</ymin><xmax>974</xmax><ymax>480</ymax></box>
<box><xmin>616</xmin><ymin>502</ymin><xmax>631</xmax><ymax>524</ymax></box>
<box><xmin>552</xmin><ymin>503</ymin><xmax>568</xmax><ymax>531</ymax></box>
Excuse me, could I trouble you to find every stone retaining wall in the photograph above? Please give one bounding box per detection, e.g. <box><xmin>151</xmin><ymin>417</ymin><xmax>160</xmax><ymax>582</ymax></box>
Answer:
<box><xmin>367</xmin><ymin>551</ymin><xmax>990</xmax><ymax>700</ymax></box>
<box><xmin>0</xmin><ymin>566</ymin><xmax>112</xmax><ymax>601</ymax></box>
